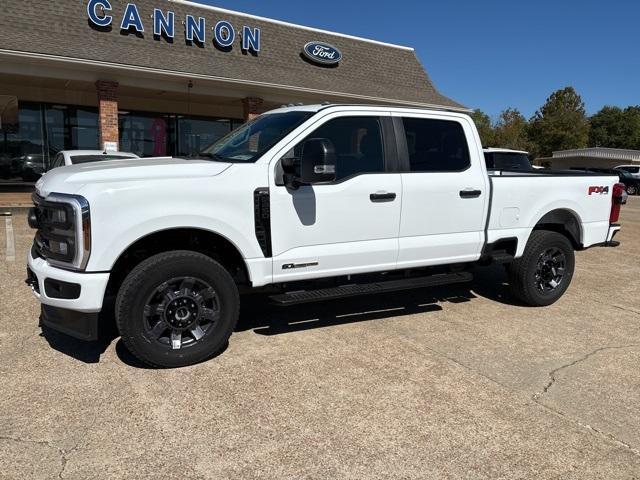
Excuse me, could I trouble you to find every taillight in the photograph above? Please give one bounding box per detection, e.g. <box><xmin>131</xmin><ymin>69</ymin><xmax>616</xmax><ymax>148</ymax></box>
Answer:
<box><xmin>610</xmin><ymin>183</ymin><xmax>627</xmax><ymax>224</ymax></box>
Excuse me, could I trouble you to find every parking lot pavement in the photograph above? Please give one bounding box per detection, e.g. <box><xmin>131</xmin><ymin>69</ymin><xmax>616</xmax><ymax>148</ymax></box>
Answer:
<box><xmin>1</xmin><ymin>200</ymin><xmax>639</xmax><ymax>479</ymax></box>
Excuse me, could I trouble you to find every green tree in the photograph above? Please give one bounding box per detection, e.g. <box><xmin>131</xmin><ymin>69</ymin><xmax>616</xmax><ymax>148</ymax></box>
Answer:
<box><xmin>589</xmin><ymin>106</ymin><xmax>640</xmax><ymax>150</ymax></box>
<box><xmin>470</xmin><ymin>108</ymin><xmax>495</xmax><ymax>147</ymax></box>
<box><xmin>494</xmin><ymin>108</ymin><xmax>531</xmax><ymax>151</ymax></box>
<box><xmin>528</xmin><ymin>87</ymin><xmax>590</xmax><ymax>157</ymax></box>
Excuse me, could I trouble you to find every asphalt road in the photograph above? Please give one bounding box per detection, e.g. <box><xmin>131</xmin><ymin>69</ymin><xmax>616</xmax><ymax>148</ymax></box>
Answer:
<box><xmin>1</xmin><ymin>199</ymin><xmax>639</xmax><ymax>479</ymax></box>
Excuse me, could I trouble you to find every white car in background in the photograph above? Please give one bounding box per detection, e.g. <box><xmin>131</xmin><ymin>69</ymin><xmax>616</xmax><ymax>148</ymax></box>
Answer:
<box><xmin>615</xmin><ymin>165</ymin><xmax>640</xmax><ymax>180</ymax></box>
<box><xmin>49</xmin><ymin>150</ymin><xmax>140</xmax><ymax>169</ymax></box>
<box><xmin>483</xmin><ymin>148</ymin><xmax>533</xmax><ymax>171</ymax></box>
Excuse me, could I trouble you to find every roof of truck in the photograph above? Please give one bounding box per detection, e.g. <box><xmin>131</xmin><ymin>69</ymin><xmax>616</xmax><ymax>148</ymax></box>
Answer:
<box><xmin>265</xmin><ymin>103</ymin><xmax>472</xmax><ymax>115</ymax></box>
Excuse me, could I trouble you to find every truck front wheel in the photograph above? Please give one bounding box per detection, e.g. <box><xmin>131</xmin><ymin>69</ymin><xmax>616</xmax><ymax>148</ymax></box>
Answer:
<box><xmin>507</xmin><ymin>230</ymin><xmax>575</xmax><ymax>307</ymax></box>
<box><xmin>115</xmin><ymin>251</ymin><xmax>240</xmax><ymax>368</ymax></box>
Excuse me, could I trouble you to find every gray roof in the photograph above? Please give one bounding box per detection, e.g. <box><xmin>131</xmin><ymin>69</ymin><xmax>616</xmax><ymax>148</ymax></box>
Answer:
<box><xmin>553</xmin><ymin>148</ymin><xmax>640</xmax><ymax>163</ymax></box>
<box><xmin>0</xmin><ymin>0</ymin><xmax>464</xmax><ymax>110</ymax></box>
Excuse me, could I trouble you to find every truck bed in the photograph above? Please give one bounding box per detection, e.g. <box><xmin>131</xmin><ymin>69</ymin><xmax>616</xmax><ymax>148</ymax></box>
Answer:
<box><xmin>487</xmin><ymin>170</ymin><xmax>619</xmax><ymax>256</ymax></box>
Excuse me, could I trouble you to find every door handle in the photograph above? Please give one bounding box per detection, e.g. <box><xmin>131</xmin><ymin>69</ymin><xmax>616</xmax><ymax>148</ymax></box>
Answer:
<box><xmin>459</xmin><ymin>189</ymin><xmax>482</xmax><ymax>199</ymax></box>
<box><xmin>370</xmin><ymin>192</ymin><xmax>397</xmax><ymax>202</ymax></box>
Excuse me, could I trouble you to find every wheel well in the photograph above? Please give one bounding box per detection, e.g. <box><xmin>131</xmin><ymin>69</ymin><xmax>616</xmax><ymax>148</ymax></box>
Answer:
<box><xmin>534</xmin><ymin>209</ymin><xmax>582</xmax><ymax>249</ymax></box>
<box><xmin>105</xmin><ymin>228</ymin><xmax>250</xmax><ymax>296</ymax></box>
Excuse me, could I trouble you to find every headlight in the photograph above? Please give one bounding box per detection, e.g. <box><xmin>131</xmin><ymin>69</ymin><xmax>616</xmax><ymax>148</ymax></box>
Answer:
<box><xmin>31</xmin><ymin>193</ymin><xmax>91</xmax><ymax>271</ymax></box>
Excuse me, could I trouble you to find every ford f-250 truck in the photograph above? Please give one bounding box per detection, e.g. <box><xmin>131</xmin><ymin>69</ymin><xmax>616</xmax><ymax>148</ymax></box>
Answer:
<box><xmin>26</xmin><ymin>104</ymin><xmax>627</xmax><ymax>368</ymax></box>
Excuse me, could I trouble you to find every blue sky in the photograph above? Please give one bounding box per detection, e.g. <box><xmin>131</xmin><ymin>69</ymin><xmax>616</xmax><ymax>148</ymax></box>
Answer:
<box><xmin>197</xmin><ymin>0</ymin><xmax>639</xmax><ymax>120</ymax></box>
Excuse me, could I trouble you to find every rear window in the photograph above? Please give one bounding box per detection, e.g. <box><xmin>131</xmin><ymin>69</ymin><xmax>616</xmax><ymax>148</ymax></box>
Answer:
<box><xmin>71</xmin><ymin>155</ymin><xmax>136</xmax><ymax>164</ymax></box>
<box><xmin>402</xmin><ymin>118</ymin><xmax>470</xmax><ymax>172</ymax></box>
<box><xmin>619</xmin><ymin>166</ymin><xmax>639</xmax><ymax>174</ymax></box>
<box><xmin>485</xmin><ymin>152</ymin><xmax>531</xmax><ymax>171</ymax></box>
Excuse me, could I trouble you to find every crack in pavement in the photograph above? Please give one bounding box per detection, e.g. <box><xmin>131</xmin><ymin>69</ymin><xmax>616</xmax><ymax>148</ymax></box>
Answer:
<box><xmin>590</xmin><ymin>299</ymin><xmax>640</xmax><ymax>317</ymax></box>
<box><xmin>532</xmin><ymin>344</ymin><xmax>640</xmax><ymax>457</ymax></box>
<box><xmin>394</xmin><ymin>335</ymin><xmax>640</xmax><ymax>460</ymax></box>
<box><xmin>0</xmin><ymin>435</ymin><xmax>82</xmax><ymax>479</ymax></box>
<box><xmin>533</xmin><ymin>344</ymin><xmax>640</xmax><ymax>402</ymax></box>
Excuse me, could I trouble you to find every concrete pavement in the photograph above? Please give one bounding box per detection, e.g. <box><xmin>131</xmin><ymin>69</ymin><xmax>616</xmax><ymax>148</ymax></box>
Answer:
<box><xmin>1</xmin><ymin>199</ymin><xmax>639</xmax><ymax>479</ymax></box>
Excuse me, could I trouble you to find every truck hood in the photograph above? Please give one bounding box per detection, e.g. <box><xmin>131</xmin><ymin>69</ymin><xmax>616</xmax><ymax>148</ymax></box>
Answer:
<box><xmin>35</xmin><ymin>157</ymin><xmax>232</xmax><ymax>196</ymax></box>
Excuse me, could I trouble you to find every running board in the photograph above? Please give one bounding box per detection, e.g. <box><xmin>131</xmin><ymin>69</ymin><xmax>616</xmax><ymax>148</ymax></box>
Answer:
<box><xmin>270</xmin><ymin>272</ymin><xmax>473</xmax><ymax>306</ymax></box>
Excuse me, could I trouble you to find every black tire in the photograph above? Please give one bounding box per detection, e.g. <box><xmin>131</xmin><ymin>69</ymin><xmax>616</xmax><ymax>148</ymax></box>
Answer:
<box><xmin>115</xmin><ymin>250</ymin><xmax>239</xmax><ymax>368</ymax></box>
<box><xmin>507</xmin><ymin>230</ymin><xmax>575</xmax><ymax>307</ymax></box>
<box><xmin>627</xmin><ymin>184</ymin><xmax>638</xmax><ymax>196</ymax></box>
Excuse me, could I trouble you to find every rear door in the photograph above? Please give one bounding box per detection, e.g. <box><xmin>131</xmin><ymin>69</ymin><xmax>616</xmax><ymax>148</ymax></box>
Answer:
<box><xmin>269</xmin><ymin>112</ymin><xmax>402</xmax><ymax>282</ymax></box>
<box><xmin>393</xmin><ymin>113</ymin><xmax>489</xmax><ymax>268</ymax></box>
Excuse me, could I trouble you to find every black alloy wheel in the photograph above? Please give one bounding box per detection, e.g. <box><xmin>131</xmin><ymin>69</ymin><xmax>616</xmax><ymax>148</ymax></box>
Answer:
<box><xmin>143</xmin><ymin>277</ymin><xmax>220</xmax><ymax>351</ymax></box>
<box><xmin>116</xmin><ymin>251</ymin><xmax>240</xmax><ymax>368</ymax></box>
<box><xmin>508</xmin><ymin>230</ymin><xmax>575</xmax><ymax>306</ymax></box>
<box><xmin>534</xmin><ymin>248</ymin><xmax>566</xmax><ymax>294</ymax></box>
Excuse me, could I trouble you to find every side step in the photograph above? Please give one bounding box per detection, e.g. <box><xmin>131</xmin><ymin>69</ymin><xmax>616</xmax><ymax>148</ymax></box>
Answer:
<box><xmin>269</xmin><ymin>271</ymin><xmax>473</xmax><ymax>306</ymax></box>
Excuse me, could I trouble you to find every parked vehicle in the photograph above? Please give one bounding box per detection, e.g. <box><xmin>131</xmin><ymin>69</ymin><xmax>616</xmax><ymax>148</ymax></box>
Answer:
<box><xmin>483</xmin><ymin>148</ymin><xmax>533</xmax><ymax>171</ymax></box>
<box><xmin>26</xmin><ymin>104</ymin><xmax>627</xmax><ymax>367</ymax></box>
<box><xmin>571</xmin><ymin>167</ymin><xmax>640</xmax><ymax>195</ymax></box>
<box><xmin>49</xmin><ymin>150</ymin><xmax>140</xmax><ymax>169</ymax></box>
<box><xmin>615</xmin><ymin>165</ymin><xmax>640</xmax><ymax>180</ymax></box>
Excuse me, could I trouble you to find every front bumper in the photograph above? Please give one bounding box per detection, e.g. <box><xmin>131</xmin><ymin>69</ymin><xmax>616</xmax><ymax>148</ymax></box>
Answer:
<box><xmin>27</xmin><ymin>251</ymin><xmax>110</xmax><ymax>341</ymax></box>
<box><xmin>27</xmin><ymin>250</ymin><xmax>110</xmax><ymax>312</ymax></box>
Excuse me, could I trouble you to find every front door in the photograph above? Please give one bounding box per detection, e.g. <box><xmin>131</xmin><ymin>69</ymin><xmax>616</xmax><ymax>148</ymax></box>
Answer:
<box><xmin>269</xmin><ymin>113</ymin><xmax>401</xmax><ymax>282</ymax></box>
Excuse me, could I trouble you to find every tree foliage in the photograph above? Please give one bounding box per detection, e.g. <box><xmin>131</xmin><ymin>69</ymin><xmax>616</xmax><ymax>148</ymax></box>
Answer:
<box><xmin>589</xmin><ymin>106</ymin><xmax>640</xmax><ymax>150</ymax></box>
<box><xmin>470</xmin><ymin>87</ymin><xmax>638</xmax><ymax>159</ymax></box>
<box><xmin>527</xmin><ymin>87</ymin><xmax>590</xmax><ymax>157</ymax></box>
<box><xmin>494</xmin><ymin>108</ymin><xmax>531</xmax><ymax>151</ymax></box>
<box><xmin>469</xmin><ymin>108</ymin><xmax>495</xmax><ymax>147</ymax></box>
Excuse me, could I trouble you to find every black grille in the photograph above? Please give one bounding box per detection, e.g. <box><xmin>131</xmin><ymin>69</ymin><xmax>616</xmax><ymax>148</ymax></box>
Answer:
<box><xmin>254</xmin><ymin>188</ymin><xmax>272</xmax><ymax>257</ymax></box>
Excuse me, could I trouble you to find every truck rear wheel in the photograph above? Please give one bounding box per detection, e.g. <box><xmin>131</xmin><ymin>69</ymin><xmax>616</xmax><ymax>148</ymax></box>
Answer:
<box><xmin>115</xmin><ymin>251</ymin><xmax>239</xmax><ymax>368</ymax></box>
<box><xmin>507</xmin><ymin>230</ymin><xmax>575</xmax><ymax>307</ymax></box>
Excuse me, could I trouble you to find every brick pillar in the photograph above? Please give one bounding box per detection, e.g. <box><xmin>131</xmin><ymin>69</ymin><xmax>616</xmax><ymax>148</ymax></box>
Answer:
<box><xmin>96</xmin><ymin>81</ymin><xmax>119</xmax><ymax>150</ymax></box>
<box><xmin>242</xmin><ymin>97</ymin><xmax>264</xmax><ymax>121</ymax></box>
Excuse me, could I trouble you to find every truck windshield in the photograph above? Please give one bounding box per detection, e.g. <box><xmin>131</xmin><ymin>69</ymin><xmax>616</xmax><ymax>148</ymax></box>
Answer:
<box><xmin>199</xmin><ymin>111</ymin><xmax>313</xmax><ymax>163</ymax></box>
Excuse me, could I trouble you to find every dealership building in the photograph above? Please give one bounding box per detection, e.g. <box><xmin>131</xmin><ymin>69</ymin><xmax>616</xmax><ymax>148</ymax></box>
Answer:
<box><xmin>537</xmin><ymin>148</ymin><xmax>640</xmax><ymax>171</ymax></box>
<box><xmin>0</xmin><ymin>0</ymin><xmax>463</xmax><ymax>194</ymax></box>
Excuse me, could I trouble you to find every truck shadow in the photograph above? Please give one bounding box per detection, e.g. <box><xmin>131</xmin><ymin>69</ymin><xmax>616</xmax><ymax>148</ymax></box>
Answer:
<box><xmin>40</xmin><ymin>265</ymin><xmax>519</xmax><ymax>367</ymax></box>
<box><xmin>238</xmin><ymin>264</ymin><xmax>522</xmax><ymax>336</ymax></box>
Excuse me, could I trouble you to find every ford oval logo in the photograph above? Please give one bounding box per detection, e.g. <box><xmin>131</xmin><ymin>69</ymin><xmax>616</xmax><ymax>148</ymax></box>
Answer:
<box><xmin>303</xmin><ymin>42</ymin><xmax>342</xmax><ymax>66</ymax></box>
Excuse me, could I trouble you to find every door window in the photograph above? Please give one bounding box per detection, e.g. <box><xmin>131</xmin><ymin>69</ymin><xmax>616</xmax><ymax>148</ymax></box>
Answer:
<box><xmin>402</xmin><ymin>118</ymin><xmax>470</xmax><ymax>172</ymax></box>
<box><xmin>289</xmin><ymin>116</ymin><xmax>385</xmax><ymax>180</ymax></box>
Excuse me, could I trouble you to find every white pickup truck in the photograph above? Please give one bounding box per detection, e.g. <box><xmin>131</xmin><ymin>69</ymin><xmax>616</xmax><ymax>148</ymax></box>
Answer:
<box><xmin>26</xmin><ymin>104</ymin><xmax>627</xmax><ymax>367</ymax></box>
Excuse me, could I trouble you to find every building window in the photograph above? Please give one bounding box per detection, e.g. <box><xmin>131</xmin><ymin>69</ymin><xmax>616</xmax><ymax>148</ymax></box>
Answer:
<box><xmin>45</xmin><ymin>105</ymin><xmax>99</xmax><ymax>155</ymax></box>
<box><xmin>0</xmin><ymin>103</ymin><xmax>46</xmax><ymax>183</ymax></box>
<box><xmin>0</xmin><ymin>101</ymin><xmax>99</xmax><ymax>185</ymax></box>
<box><xmin>119</xmin><ymin>111</ymin><xmax>176</xmax><ymax>158</ymax></box>
<box><xmin>118</xmin><ymin>110</ymin><xmax>242</xmax><ymax>158</ymax></box>
<box><xmin>176</xmin><ymin>116</ymin><xmax>233</xmax><ymax>157</ymax></box>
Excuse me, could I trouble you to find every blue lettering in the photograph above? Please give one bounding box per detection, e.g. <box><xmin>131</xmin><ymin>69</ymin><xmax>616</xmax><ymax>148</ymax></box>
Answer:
<box><xmin>214</xmin><ymin>21</ymin><xmax>235</xmax><ymax>48</ymax></box>
<box><xmin>120</xmin><ymin>3</ymin><xmax>144</xmax><ymax>33</ymax></box>
<box><xmin>241</xmin><ymin>26</ymin><xmax>260</xmax><ymax>52</ymax></box>
<box><xmin>153</xmin><ymin>9</ymin><xmax>174</xmax><ymax>38</ymax></box>
<box><xmin>185</xmin><ymin>15</ymin><xmax>206</xmax><ymax>43</ymax></box>
<box><xmin>87</xmin><ymin>0</ymin><xmax>112</xmax><ymax>28</ymax></box>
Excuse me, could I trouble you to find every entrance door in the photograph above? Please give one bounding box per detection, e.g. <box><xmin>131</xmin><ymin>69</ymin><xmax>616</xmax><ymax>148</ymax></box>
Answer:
<box><xmin>269</xmin><ymin>114</ymin><xmax>401</xmax><ymax>282</ymax></box>
<box><xmin>394</xmin><ymin>114</ymin><xmax>488</xmax><ymax>268</ymax></box>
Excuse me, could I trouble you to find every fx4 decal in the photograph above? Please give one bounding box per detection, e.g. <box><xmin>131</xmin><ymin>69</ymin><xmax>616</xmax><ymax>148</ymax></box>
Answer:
<box><xmin>589</xmin><ymin>186</ymin><xmax>610</xmax><ymax>195</ymax></box>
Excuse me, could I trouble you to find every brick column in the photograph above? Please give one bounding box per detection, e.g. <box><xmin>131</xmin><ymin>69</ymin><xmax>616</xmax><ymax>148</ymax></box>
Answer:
<box><xmin>96</xmin><ymin>81</ymin><xmax>119</xmax><ymax>150</ymax></box>
<box><xmin>242</xmin><ymin>97</ymin><xmax>264</xmax><ymax>121</ymax></box>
